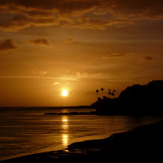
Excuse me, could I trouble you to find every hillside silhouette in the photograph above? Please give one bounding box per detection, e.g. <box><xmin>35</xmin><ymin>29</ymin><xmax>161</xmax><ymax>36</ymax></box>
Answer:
<box><xmin>91</xmin><ymin>80</ymin><xmax>163</xmax><ymax>115</ymax></box>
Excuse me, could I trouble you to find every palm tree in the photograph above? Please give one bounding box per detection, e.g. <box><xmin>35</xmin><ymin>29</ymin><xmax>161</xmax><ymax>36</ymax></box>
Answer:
<box><xmin>111</xmin><ymin>92</ymin><xmax>115</xmax><ymax>98</ymax></box>
<box><xmin>108</xmin><ymin>89</ymin><xmax>111</xmax><ymax>98</ymax></box>
<box><xmin>108</xmin><ymin>89</ymin><xmax>116</xmax><ymax>99</ymax></box>
<box><xmin>112</xmin><ymin>90</ymin><xmax>116</xmax><ymax>98</ymax></box>
<box><xmin>100</xmin><ymin>88</ymin><xmax>104</xmax><ymax>97</ymax></box>
<box><xmin>96</xmin><ymin>89</ymin><xmax>99</xmax><ymax>100</ymax></box>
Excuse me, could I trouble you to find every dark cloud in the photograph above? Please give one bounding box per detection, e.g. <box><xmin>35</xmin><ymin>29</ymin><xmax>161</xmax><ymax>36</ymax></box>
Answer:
<box><xmin>0</xmin><ymin>39</ymin><xmax>17</xmax><ymax>51</ymax></box>
<box><xmin>143</xmin><ymin>56</ymin><xmax>153</xmax><ymax>61</ymax></box>
<box><xmin>107</xmin><ymin>0</ymin><xmax>163</xmax><ymax>18</ymax></box>
<box><xmin>0</xmin><ymin>0</ymin><xmax>100</xmax><ymax>13</ymax></box>
<box><xmin>0</xmin><ymin>0</ymin><xmax>163</xmax><ymax>31</ymax></box>
<box><xmin>29</xmin><ymin>38</ymin><xmax>50</xmax><ymax>46</ymax></box>
<box><xmin>102</xmin><ymin>53</ymin><xmax>126</xmax><ymax>59</ymax></box>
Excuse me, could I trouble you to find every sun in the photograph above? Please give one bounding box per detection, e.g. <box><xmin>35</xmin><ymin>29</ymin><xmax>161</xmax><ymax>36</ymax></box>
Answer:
<box><xmin>61</xmin><ymin>89</ymin><xmax>69</xmax><ymax>97</ymax></box>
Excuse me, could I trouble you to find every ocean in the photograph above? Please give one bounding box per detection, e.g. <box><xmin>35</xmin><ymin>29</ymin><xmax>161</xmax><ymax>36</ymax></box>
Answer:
<box><xmin>0</xmin><ymin>107</ymin><xmax>163</xmax><ymax>161</ymax></box>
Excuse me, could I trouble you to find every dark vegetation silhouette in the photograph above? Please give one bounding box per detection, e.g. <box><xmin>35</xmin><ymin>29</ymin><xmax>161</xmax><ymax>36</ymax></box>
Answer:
<box><xmin>96</xmin><ymin>89</ymin><xmax>99</xmax><ymax>100</ymax></box>
<box><xmin>91</xmin><ymin>80</ymin><xmax>163</xmax><ymax>115</ymax></box>
<box><xmin>108</xmin><ymin>89</ymin><xmax>116</xmax><ymax>98</ymax></box>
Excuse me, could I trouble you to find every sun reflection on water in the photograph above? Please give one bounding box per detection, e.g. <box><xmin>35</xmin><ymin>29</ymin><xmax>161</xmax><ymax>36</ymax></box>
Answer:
<box><xmin>62</xmin><ymin>134</ymin><xmax>69</xmax><ymax>147</ymax></box>
<box><xmin>61</xmin><ymin>116</ymin><xmax>69</xmax><ymax>147</ymax></box>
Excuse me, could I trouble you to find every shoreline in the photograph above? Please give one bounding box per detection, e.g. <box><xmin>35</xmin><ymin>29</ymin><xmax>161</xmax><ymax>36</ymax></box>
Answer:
<box><xmin>1</xmin><ymin>120</ymin><xmax>163</xmax><ymax>162</ymax></box>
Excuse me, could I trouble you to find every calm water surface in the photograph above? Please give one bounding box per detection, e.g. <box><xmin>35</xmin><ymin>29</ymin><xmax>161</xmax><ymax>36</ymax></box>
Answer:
<box><xmin>0</xmin><ymin>107</ymin><xmax>163</xmax><ymax>161</ymax></box>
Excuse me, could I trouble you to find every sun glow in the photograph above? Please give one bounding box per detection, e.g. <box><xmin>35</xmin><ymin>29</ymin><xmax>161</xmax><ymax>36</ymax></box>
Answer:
<box><xmin>61</xmin><ymin>89</ymin><xmax>69</xmax><ymax>97</ymax></box>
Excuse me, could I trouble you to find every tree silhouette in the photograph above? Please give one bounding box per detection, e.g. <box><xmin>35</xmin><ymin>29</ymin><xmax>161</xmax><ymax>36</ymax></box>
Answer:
<box><xmin>101</xmin><ymin>88</ymin><xmax>104</xmax><ymax>97</ymax></box>
<box><xmin>108</xmin><ymin>89</ymin><xmax>116</xmax><ymax>98</ymax></box>
<box><xmin>96</xmin><ymin>89</ymin><xmax>99</xmax><ymax>100</ymax></box>
<box><xmin>108</xmin><ymin>89</ymin><xmax>111</xmax><ymax>98</ymax></box>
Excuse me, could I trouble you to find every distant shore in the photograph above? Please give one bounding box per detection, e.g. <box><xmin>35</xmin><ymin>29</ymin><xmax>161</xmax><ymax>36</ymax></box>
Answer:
<box><xmin>44</xmin><ymin>111</ymin><xmax>96</xmax><ymax>115</ymax></box>
<box><xmin>2</xmin><ymin>120</ymin><xmax>163</xmax><ymax>162</ymax></box>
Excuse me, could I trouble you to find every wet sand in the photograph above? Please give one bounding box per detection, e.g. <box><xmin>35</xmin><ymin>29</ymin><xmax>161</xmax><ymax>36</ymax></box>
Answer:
<box><xmin>1</xmin><ymin>120</ymin><xmax>163</xmax><ymax>162</ymax></box>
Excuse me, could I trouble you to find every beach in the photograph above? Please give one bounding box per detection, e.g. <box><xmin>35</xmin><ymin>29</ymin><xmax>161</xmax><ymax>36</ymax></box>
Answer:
<box><xmin>1</xmin><ymin>120</ymin><xmax>163</xmax><ymax>162</ymax></box>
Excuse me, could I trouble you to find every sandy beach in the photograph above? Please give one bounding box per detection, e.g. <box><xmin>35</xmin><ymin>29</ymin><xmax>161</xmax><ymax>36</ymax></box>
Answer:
<box><xmin>1</xmin><ymin>120</ymin><xmax>163</xmax><ymax>162</ymax></box>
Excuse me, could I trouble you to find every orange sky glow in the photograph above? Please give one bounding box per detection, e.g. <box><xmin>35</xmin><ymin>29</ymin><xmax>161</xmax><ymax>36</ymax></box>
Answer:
<box><xmin>0</xmin><ymin>0</ymin><xmax>163</xmax><ymax>106</ymax></box>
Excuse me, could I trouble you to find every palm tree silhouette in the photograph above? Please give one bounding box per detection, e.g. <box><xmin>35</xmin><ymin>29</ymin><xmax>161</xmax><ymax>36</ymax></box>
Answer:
<box><xmin>108</xmin><ymin>89</ymin><xmax>116</xmax><ymax>98</ymax></box>
<box><xmin>100</xmin><ymin>88</ymin><xmax>104</xmax><ymax>97</ymax></box>
<box><xmin>96</xmin><ymin>89</ymin><xmax>99</xmax><ymax>100</ymax></box>
<box><xmin>108</xmin><ymin>89</ymin><xmax>111</xmax><ymax>98</ymax></box>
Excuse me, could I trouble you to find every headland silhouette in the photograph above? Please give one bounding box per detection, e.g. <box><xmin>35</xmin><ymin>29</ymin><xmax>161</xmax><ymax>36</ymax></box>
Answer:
<box><xmin>92</xmin><ymin>80</ymin><xmax>163</xmax><ymax>115</ymax></box>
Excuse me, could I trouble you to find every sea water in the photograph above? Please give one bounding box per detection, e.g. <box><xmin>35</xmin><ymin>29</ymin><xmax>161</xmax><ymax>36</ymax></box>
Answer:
<box><xmin>0</xmin><ymin>107</ymin><xmax>163</xmax><ymax>161</ymax></box>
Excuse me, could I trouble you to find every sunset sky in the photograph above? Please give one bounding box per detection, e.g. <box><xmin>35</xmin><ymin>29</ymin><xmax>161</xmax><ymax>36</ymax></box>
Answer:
<box><xmin>0</xmin><ymin>0</ymin><xmax>163</xmax><ymax>107</ymax></box>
